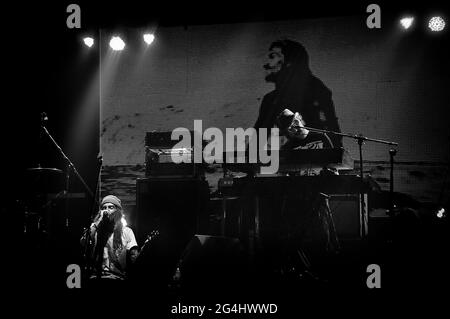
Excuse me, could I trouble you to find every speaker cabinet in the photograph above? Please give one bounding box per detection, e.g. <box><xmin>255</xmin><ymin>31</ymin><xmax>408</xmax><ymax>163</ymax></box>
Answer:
<box><xmin>329</xmin><ymin>194</ymin><xmax>368</xmax><ymax>239</ymax></box>
<box><xmin>136</xmin><ymin>178</ymin><xmax>209</xmax><ymax>248</ymax></box>
<box><xmin>177</xmin><ymin>235</ymin><xmax>246</xmax><ymax>292</ymax></box>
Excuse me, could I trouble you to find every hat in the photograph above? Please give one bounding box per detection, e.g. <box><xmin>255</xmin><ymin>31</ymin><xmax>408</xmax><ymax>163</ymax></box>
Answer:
<box><xmin>276</xmin><ymin>109</ymin><xmax>295</xmax><ymax>130</ymax></box>
<box><xmin>101</xmin><ymin>195</ymin><xmax>122</xmax><ymax>209</ymax></box>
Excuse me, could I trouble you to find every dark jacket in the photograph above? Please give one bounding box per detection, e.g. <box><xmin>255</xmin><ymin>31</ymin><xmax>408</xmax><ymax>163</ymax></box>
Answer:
<box><xmin>254</xmin><ymin>75</ymin><xmax>342</xmax><ymax>148</ymax></box>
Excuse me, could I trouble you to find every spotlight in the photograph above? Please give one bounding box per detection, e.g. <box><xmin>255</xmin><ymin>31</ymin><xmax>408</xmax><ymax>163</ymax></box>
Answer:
<box><xmin>436</xmin><ymin>207</ymin><xmax>446</xmax><ymax>219</ymax></box>
<box><xmin>400</xmin><ymin>17</ymin><xmax>414</xmax><ymax>29</ymax></box>
<box><xmin>428</xmin><ymin>16</ymin><xmax>446</xmax><ymax>32</ymax></box>
<box><xmin>83</xmin><ymin>37</ymin><xmax>94</xmax><ymax>48</ymax></box>
<box><xmin>143</xmin><ymin>33</ymin><xmax>155</xmax><ymax>45</ymax></box>
<box><xmin>109</xmin><ymin>36</ymin><xmax>125</xmax><ymax>51</ymax></box>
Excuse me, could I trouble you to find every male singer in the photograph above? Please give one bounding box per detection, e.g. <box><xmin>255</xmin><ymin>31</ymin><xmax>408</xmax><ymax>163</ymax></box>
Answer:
<box><xmin>82</xmin><ymin>195</ymin><xmax>138</xmax><ymax>282</ymax></box>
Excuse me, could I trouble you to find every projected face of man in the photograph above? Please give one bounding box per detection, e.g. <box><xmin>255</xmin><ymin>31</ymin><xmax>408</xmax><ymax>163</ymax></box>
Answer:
<box><xmin>264</xmin><ymin>47</ymin><xmax>284</xmax><ymax>82</ymax></box>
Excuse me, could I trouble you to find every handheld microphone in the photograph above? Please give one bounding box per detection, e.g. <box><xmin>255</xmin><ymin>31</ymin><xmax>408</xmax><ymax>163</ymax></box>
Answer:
<box><xmin>98</xmin><ymin>211</ymin><xmax>114</xmax><ymax>233</ymax></box>
<box><xmin>101</xmin><ymin>210</ymin><xmax>110</xmax><ymax>219</ymax></box>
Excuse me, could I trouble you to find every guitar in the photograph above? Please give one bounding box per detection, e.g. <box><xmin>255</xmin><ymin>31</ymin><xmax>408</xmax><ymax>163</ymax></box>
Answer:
<box><xmin>133</xmin><ymin>229</ymin><xmax>160</xmax><ymax>262</ymax></box>
<box><xmin>142</xmin><ymin>229</ymin><xmax>160</xmax><ymax>249</ymax></box>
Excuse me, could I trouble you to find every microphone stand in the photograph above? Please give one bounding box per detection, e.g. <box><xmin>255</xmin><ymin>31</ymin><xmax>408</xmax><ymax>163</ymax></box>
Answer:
<box><xmin>37</xmin><ymin>112</ymin><xmax>47</xmax><ymax>169</ymax></box>
<box><xmin>40</xmin><ymin>114</ymin><xmax>105</xmax><ymax>282</ymax></box>
<box><xmin>82</xmin><ymin>155</ymin><xmax>103</xmax><ymax>279</ymax></box>
<box><xmin>40</xmin><ymin>114</ymin><xmax>104</xmax><ymax>278</ymax></box>
<box><xmin>387</xmin><ymin>149</ymin><xmax>398</xmax><ymax>216</ymax></box>
<box><xmin>40</xmin><ymin>125</ymin><xmax>95</xmax><ymax>226</ymax></box>
<box><xmin>301</xmin><ymin>125</ymin><xmax>398</xmax><ymax>237</ymax></box>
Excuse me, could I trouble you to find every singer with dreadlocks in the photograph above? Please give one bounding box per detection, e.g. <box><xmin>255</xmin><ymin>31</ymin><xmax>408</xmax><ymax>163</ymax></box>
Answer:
<box><xmin>81</xmin><ymin>195</ymin><xmax>138</xmax><ymax>286</ymax></box>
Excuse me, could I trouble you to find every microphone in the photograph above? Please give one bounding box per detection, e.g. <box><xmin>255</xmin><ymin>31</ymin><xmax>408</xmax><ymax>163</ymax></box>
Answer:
<box><xmin>98</xmin><ymin>210</ymin><xmax>114</xmax><ymax>233</ymax></box>
<box><xmin>97</xmin><ymin>153</ymin><xmax>103</xmax><ymax>164</ymax></box>
<box><xmin>101</xmin><ymin>210</ymin><xmax>111</xmax><ymax>219</ymax></box>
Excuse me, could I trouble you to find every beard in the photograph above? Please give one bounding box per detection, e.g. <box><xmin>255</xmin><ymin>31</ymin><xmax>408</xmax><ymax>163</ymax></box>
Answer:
<box><xmin>99</xmin><ymin>215</ymin><xmax>115</xmax><ymax>233</ymax></box>
<box><xmin>264</xmin><ymin>64</ymin><xmax>285</xmax><ymax>83</ymax></box>
<box><xmin>264</xmin><ymin>62</ymin><xmax>283</xmax><ymax>83</ymax></box>
<box><xmin>265</xmin><ymin>71</ymin><xmax>278</xmax><ymax>83</ymax></box>
<box><xmin>264</xmin><ymin>65</ymin><xmax>282</xmax><ymax>82</ymax></box>
<box><xmin>98</xmin><ymin>211</ymin><xmax>120</xmax><ymax>234</ymax></box>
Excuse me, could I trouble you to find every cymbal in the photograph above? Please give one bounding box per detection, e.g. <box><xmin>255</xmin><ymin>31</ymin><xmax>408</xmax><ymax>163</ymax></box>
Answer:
<box><xmin>24</xmin><ymin>168</ymin><xmax>64</xmax><ymax>194</ymax></box>
<box><xmin>26</xmin><ymin>167</ymin><xmax>63</xmax><ymax>175</ymax></box>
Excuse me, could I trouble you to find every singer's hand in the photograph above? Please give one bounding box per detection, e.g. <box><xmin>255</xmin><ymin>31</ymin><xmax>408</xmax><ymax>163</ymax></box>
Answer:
<box><xmin>99</xmin><ymin>211</ymin><xmax>109</xmax><ymax>223</ymax></box>
<box><xmin>92</xmin><ymin>211</ymin><xmax>105</xmax><ymax>230</ymax></box>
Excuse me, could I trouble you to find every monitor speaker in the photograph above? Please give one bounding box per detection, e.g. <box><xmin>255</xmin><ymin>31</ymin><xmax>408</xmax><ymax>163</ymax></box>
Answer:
<box><xmin>135</xmin><ymin>178</ymin><xmax>209</xmax><ymax>248</ymax></box>
<box><xmin>329</xmin><ymin>194</ymin><xmax>368</xmax><ymax>239</ymax></box>
<box><xmin>176</xmin><ymin>235</ymin><xmax>247</xmax><ymax>293</ymax></box>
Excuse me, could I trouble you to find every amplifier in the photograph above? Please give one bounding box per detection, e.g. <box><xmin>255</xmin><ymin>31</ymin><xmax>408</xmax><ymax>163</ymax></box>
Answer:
<box><xmin>145</xmin><ymin>131</ymin><xmax>203</xmax><ymax>178</ymax></box>
<box><xmin>328</xmin><ymin>194</ymin><xmax>368</xmax><ymax>239</ymax></box>
<box><xmin>135</xmin><ymin>178</ymin><xmax>210</xmax><ymax>246</ymax></box>
<box><xmin>145</xmin><ymin>131</ymin><xmax>185</xmax><ymax>148</ymax></box>
<box><xmin>145</xmin><ymin>147</ymin><xmax>200</xmax><ymax>178</ymax></box>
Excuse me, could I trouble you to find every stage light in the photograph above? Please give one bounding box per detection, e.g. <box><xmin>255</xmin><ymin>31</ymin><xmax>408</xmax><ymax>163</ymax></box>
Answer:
<box><xmin>400</xmin><ymin>17</ymin><xmax>414</xmax><ymax>29</ymax></box>
<box><xmin>436</xmin><ymin>207</ymin><xmax>446</xmax><ymax>219</ymax></box>
<box><xmin>143</xmin><ymin>33</ymin><xmax>155</xmax><ymax>45</ymax></box>
<box><xmin>109</xmin><ymin>36</ymin><xmax>125</xmax><ymax>51</ymax></box>
<box><xmin>83</xmin><ymin>37</ymin><xmax>94</xmax><ymax>48</ymax></box>
<box><xmin>428</xmin><ymin>16</ymin><xmax>446</xmax><ymax>32</ymax></box>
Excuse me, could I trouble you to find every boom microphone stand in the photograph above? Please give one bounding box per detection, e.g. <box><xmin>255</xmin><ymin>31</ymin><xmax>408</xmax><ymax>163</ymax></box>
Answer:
<box><xmin>301</xmin><ymin>125</ymin><xmax>398</xmax><ymax>237</ymax></box>
<box><xmin>81</xmin><ymin>154</ymin><xmax>103</xmax><ymax>279</ymax></box>
<box><xmin>40</xmin><ymin>114</ymin><xmax>95</xmax><ymax>225</ymax></box>
<box><xmin>40</xmin><ymin>112</ymin><xmax>101</xmax><ymax>276</ymax></box>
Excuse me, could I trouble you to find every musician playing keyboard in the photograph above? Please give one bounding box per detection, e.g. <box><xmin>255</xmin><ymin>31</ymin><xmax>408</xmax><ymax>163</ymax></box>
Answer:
<box><xmin>250</xmin><ymin>39</ymin><xmax>342</xmax><ymax>277</ymax></box>
<box><xmin>255</xmin><ymin>109</ymin><xmax>340</xmax><ymax>279</ymax></box>
<box><xmin>271</xmin><ymin>108</ymin><xmax>339</xmax><ymax>177</ymax></box>
<box><xmin>276</xmin><ymin>108</ymin><xmax>333</xmax><ymax>150</ymax></box>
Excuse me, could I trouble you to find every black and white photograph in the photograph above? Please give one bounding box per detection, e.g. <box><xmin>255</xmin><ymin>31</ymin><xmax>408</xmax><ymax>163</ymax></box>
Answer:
<box><xmin>6</xmin><ymin>0</ymin><xmax>450</xmax><ymax>315</ymax></box>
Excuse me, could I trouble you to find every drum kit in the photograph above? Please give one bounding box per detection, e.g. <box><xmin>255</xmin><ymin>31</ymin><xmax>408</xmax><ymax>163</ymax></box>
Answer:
<box><xmin>21</xmin><ymin>166</ymin><xmax>65</xmax><ymax>240</ymax></box>
<box><xmin>20</xmin><ymin>112</ymin><xmax>97</xmax><ymax>245</ymax></box>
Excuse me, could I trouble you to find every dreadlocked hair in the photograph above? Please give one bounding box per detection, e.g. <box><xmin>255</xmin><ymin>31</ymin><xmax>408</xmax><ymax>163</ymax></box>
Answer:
<box><xmin>112</xmin><ymin>208</ymin><xmax>124</xmax><ymax>251</ymax></box>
